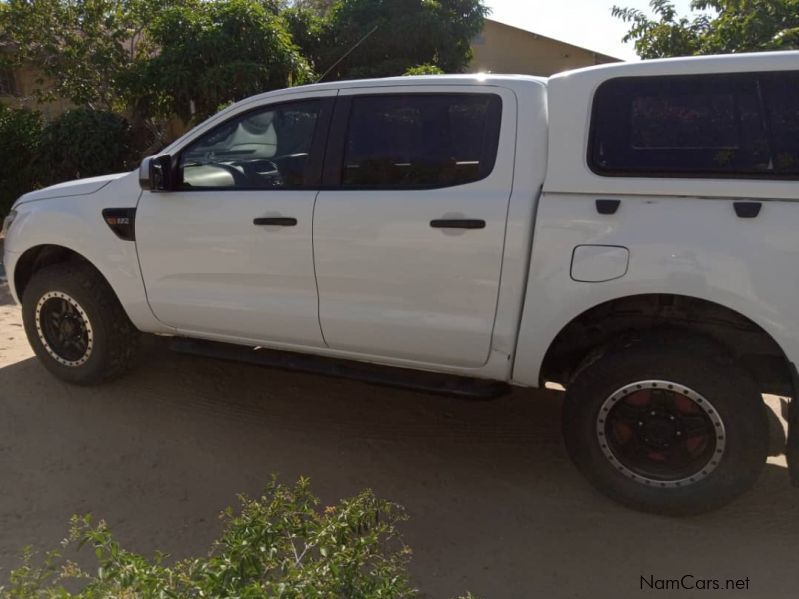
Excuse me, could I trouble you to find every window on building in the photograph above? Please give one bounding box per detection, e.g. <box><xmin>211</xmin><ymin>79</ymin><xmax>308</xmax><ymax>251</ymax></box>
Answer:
<box><xmin>0</xmin><ymin>68</ymin><xmax>17</xmax><ymax>96</ymax></box>
<box><xmin>341</xmin><ymin>93</ymin><xmax>502</xmax><ymax>188</ymax></box>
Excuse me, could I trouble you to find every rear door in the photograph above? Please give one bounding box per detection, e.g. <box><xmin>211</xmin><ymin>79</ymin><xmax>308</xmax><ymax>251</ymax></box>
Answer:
<box><xmin>313</xmin><ymin>86</ymin><xmax>517</xmax><ymax>367</ymax></box>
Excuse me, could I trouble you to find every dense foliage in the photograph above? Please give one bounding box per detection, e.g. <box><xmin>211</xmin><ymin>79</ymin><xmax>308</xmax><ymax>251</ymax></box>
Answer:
<box><xmin>0</xmin><ymin>105</ymin><xmax>42</xmax><ymax>217</ymax></box>
<box><xmin>37</xmin><ymin>109</ymin><xmax>134</xmax><ymax>182</ymax></box>
<box><xmin>0</xmin><ymin>107</ymin><xmax>135</xmax><ymax>218</ymax></box>
<box><xmin>129</xmin><ymin>0</ymin><xmax>312</xmax><ymax>121</ymax></box>
<box><xmin>0</xmin><ymin>479</ymin><xmax>430</xmax><ymax>598</ymax></box>
<box><xmin>285</xmin><ymin>0</ymin><xmax>487</xmax><ymax>81</ymax></box>
<box><xmin>0</xmin><ymin>0</ymin><xmax>173</xmax><ymax>111</ymax></box>
<box><xmin>0</xmin><ymin>0</ymin><xmax>486</xmax><ymax>123</ymax></box>
<box><xmin>404</xmin><ymin>64</ymin><xmax>446</xmax><ymax>76</ymax></box>
<box><xmin>613</xmin><ymin>0</ymin><xmax>799</xmax><ymax>59</ymax></box>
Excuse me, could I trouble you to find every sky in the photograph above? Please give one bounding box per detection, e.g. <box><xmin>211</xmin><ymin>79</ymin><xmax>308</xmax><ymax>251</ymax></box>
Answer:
<box><xmin>484</xmin><ymin>0</ymin><xmax>698</xmax><ymax>61</ymax></box>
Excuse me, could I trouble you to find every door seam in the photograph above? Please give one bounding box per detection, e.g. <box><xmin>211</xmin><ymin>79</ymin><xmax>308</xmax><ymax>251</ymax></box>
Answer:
<box><xmin>311</xmin><ymin>189</ymin><xmax>330</xmax><ymax>348</ymax></box>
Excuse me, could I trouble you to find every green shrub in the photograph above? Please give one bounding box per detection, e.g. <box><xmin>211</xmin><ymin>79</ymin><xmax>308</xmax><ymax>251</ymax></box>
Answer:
<box><xmin>0</xmin><ymin>105</ymin><xmax>42</xmax><ymax>219</ymax></box>
<box><xmin>36</xmin><ymin>109</ymin><xmax>134</xmax><ymax>184</ymax></box>
<box><xmin>403</xmin><ymin>64</ymin><xmax>446</xmax><ymax>76</ymax></box>
<box><xmin>1</xmin><ymin>478</ymin><xmax>427</xmax><ymax>598</ymax></box>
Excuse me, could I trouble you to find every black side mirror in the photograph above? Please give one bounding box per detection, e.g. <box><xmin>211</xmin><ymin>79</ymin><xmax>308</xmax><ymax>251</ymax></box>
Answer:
<box><xmin>139</xmin><ymin>154</ymin><xmax>174</xmax><ymax>191</ymax></box>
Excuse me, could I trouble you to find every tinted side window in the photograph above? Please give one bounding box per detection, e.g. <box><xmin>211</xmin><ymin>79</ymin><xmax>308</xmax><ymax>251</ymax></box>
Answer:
<box><xmin>762</xmin><ymin>73</ymin><xmax>799</xmax><ymax>174</ymax></box>
<box><xmin>179</xmin><ymin>100</ymin><xmax>322</xmax><ymax>190</ymax></box>
<box><xmin>341</xmin><ymin>94</ymin><xmax>502</xmax><ymax>188</ymax></box>
<box><xmin>590</xmin><ymin>74</ymin><xmax>773</xmax><ymax>177</ymax></box>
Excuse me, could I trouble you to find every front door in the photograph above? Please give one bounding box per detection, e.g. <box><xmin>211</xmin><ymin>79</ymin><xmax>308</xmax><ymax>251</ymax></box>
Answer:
<box><xmin>136</xmin><ymin>92</ymin><xmax>334</xmax><ymax>347</ymax></box>
<box><xmin>313</xmin><ymin>87</ymin><xmax>516</xmax><ymax>367</ymax></box>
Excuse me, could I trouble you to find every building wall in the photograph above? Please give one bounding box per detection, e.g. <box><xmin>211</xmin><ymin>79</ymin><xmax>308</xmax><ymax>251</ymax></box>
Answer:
<box><xmin>470</xmin><ymin>19</ymin><xmax>621</xmax><ymax>77</ymax></box>
<box><xmin>0</xmin><ymin>64</ymin><xmax>71</xmax><ymax>118</ymax></box>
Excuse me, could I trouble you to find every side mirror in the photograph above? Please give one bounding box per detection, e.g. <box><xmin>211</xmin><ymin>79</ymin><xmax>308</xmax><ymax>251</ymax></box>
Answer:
<box><xmin>139</xmin><ymin>155</ymin><xmax>174</xmax><ymax>191</ymax></box>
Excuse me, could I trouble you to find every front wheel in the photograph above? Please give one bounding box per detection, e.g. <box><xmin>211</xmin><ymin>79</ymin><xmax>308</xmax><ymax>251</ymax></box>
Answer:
<box><xmin>22</xmin><ymin>263</ymin><xmax>141</xmax><ymax>385</ymax></box>
<box><xmin>562</xmin><ymin>337</ymin><xmax>768</xmax><ymax>515</ymax></box>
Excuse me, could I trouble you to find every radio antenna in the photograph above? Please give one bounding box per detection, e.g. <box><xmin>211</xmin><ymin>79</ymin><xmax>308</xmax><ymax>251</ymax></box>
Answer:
<box><xmin>315</xmin><ymin>24</ymin><xmax>379</xmax><ymax>83</ymax></box>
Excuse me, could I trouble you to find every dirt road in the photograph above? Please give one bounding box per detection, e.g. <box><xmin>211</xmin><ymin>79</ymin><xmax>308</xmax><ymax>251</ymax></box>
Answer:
<box><xmin>1</xmin><ymin>282</ymin><xmax>799</xmax><ymax>598</ymax></box>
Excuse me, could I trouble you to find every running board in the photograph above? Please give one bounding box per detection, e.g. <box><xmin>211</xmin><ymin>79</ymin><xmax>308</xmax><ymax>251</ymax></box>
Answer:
<box><xmin>168</xmin><ymin>338</ymin><xmax>510</xmax><ymax>400</ymax></box>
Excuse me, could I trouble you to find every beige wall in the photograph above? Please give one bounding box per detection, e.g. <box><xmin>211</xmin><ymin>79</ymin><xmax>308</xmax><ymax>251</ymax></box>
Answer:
<box><xmin>470</xmin><ymin>19</ymin><xmax>621</xmax><ymax>77</ymax></box>
<box><xmin>0</xmin><ymin>64</ymin><xmax>71</xmax><ymax>118</ymax></box>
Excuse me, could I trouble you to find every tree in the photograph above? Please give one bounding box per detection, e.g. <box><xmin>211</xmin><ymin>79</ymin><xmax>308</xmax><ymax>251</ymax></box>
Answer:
<box><xmin>1</xmin><ymin>0</ymin><xmax>487</xmax><ymax>118</ymax></box>
<box><xmin>695</xmin><ymin>0</ymin><xmax>799</xmax><ymax>53</ymax></box>
<box><xmin>404</xmin><ymin>63</ymin><xmax>446</xmax><ymax>75</ymax></box>
<box><xmin>292</xmin><ymin>0</ymin><xmax>337</xmax><ymax>14</ymax></box>
<box><xmin>0</xmin><ymin>0</ymin><xmax>197</xmax><ymax>153</ymax></box>
<box><xmin>285</xmin><ymin>0</ymin><xmax>488</xmax><ymax>81</ymax></box>
<box><xmin>37</xmin><ymin>108</ymin><xmax>134</xmax><ymax>181</ymax></box>
<box><xmin>613</xmin><ymin>0</ymin><xmax>799</xmax><ymax>59</ymax></box>
<box><xmin>0</xmin><ymin>105</ymin><xmax>42</xmax><ymax>216</ymax></box>
<box><xmin>0</xmin><ymin>0</ymin><xmax>310</xmax><ymax>121</ymax></box>
<box><xmin>0</xmin><ymin>0</ymin><xmax>191</xmax><ymax>110</ymax></box>
<box><xmin>129</xmin><ymin>0</ymin><xmax>312</xmax><ymax>122</ymax></box>
<box><xmin>0</xmin><ymin>0</ymin><xmax>313</xmax><ymax>152</ymax></box>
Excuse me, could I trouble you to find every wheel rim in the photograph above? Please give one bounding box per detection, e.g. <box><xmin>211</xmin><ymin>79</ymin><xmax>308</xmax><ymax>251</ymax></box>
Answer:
<box><xmin>35</xmin><ymin>291</ymin><xmax>94</xmax><ymax>367</ymax></box>
<box><xmin>596</xmin><ymin>380</ymin><xmax>726</xmax><ymax>488</ymax></box>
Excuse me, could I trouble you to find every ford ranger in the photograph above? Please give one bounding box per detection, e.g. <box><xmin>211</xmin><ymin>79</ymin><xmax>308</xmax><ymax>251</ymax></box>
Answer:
<box><xmin>5</xmin><ymin>51</ymin><xmax>799</xmax><ymax>514</ymax></box>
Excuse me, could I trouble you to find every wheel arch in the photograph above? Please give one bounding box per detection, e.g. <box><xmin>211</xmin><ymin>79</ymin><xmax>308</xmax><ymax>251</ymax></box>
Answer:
<box><xmin>11</xmin><ymin>244</ymin><xmax>150</xmax><ymax>333</ymax></box>
<box><xmin>9</xmin><ymin>243</ymin><xmax>113</xmax><ymax>301</ymax></box>
<box><xmin>538</xmin><ymin>293</ymin><xmax>792</xmax><ymax>396</ymax></box>
<box><xmin>13</xmin><ymin>244</ymin><xmax>101</xmax><ymax>301</ymax></box>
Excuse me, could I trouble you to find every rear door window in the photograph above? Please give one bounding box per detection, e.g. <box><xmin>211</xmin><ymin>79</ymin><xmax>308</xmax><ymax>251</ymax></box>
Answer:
<box><xmin>340</xmin><ymin>93</ymin><xmax>502</xmax><ymax>188</ymax></box>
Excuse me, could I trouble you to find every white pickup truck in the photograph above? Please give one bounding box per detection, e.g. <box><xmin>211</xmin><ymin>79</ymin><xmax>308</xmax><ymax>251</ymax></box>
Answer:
<box><xmin>4</xmin><ymin>51</ymin><xmax>799</xmax><ymax>514</ymax></box>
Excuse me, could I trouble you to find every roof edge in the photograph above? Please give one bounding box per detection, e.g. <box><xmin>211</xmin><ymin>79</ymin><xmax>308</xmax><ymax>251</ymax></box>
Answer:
<box><xmin>482</xmin><ymin>17</ymin><xmax>624</xmax><ymax>63</ymax></box>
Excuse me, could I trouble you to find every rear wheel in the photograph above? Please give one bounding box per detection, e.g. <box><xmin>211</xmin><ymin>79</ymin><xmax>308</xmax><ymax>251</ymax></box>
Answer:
<box><xmin>562</xmin><ymin>337</ymin><xmax>768</xmax><ymax>515</ymax></box>
<box><xmin>22</xmin><ymin>263</ymin><xmax>141</xmax><ymax>385</ymax></box>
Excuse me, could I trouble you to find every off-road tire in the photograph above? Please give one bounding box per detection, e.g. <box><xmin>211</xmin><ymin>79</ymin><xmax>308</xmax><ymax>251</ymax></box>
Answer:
<box><xmin>21</xmin><ymin>263</ymin><xmax>141</xmax><ymax>385</ymax></box>
<box><xmin>562</xmin><ymin>336</ymin><xmax>769</xmax><ymax>515</ymax></box>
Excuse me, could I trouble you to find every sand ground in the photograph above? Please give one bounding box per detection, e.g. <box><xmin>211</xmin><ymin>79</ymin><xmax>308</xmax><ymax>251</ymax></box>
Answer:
<box><xmin>1</xmin><ymin>278</ymin><xmax>799</xmax><ymax>598</ymax></box>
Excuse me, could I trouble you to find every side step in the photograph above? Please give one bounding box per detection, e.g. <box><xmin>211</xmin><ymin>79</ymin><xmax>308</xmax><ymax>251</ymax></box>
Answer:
<box><xmin>169</xmin><ymin>338</ymin><xmax>510</xmax><ymax>400</ymax></box>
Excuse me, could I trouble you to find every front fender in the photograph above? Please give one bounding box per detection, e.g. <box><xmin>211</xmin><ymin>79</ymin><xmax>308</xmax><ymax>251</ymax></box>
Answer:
<box><xmin>4</xmin><ymin>173</ymin><xmax>171</xmax><ymax>334</ymax></box>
